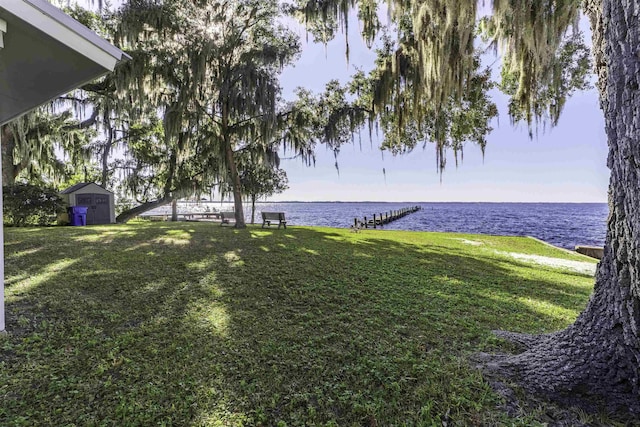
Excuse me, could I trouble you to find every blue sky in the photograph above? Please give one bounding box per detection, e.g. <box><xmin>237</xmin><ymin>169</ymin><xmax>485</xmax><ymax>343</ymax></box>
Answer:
<box><xmin>276</xmin><ymin>17</ymin><xmax>609</xmax><ymax>202</ymax></box>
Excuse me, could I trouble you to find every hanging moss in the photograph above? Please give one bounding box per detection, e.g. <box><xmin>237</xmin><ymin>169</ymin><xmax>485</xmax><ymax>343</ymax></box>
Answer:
<box><xmin>292</xmin><ymin>0</ymin><xmax>585</xmax><ymax>172</ymax></box>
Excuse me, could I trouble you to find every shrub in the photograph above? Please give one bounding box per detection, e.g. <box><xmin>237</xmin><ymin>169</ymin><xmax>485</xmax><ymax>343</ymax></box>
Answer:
<box><xmin>3</xmin><ymin>184</ymin><xmax>65</xmax><ymax>226</ymax></box>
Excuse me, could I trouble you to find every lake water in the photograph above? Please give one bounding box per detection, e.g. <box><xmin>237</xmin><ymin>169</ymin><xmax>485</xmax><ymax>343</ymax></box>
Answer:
<box><xmin>151</xmin><ymin>201</ymin><xmax>608</xmax><ymax>250</ymax></box>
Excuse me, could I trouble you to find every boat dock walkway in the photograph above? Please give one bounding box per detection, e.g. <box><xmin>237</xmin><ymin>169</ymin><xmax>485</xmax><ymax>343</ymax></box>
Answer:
<box><xmin>354</xmin><ymin>206</ymin><xmax>421</xmax><ymax>229</ymax></box>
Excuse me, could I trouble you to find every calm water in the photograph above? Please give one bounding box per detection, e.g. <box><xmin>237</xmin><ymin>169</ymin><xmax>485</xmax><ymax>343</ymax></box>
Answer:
<box><xmin>258</xmin><ymin>202</ymin><xmax>608</xmax><ymax>249</ymax></box>
<box><xmin>156</xmin><ymin>201</ymin><xmax>608</xmax><ymax>249</ymax></box>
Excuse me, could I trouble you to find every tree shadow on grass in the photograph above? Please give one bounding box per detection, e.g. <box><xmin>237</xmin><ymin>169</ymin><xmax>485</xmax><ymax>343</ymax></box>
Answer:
<box><xmin>0</xmin><ymin>223</ymin><xmax>595</xmax><ymax>426</ymax></box>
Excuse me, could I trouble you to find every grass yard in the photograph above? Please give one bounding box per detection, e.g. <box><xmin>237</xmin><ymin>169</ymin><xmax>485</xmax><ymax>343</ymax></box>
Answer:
<box><xmin>0</xmin><ymin>222</ymin><xmax>598</xmax><ymax>425</ymax></box>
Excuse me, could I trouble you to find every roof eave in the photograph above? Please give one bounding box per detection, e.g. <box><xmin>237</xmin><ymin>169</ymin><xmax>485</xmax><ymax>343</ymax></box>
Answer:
<box><xmin>0</xmin><ymin>0</ymin><xmax>130</xmax><ymax>71</ymax></box>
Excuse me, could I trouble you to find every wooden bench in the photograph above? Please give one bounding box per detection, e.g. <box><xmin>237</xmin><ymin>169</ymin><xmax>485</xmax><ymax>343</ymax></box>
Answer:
<box><xmin>220</xmin><ymin>211</ymin><xmax>236</xmax><ymax>226</ymax></box>
<box><xmin>261</xmin><ymin>212</ymin><xmax>287</xmax><ymax>229</ymax></box>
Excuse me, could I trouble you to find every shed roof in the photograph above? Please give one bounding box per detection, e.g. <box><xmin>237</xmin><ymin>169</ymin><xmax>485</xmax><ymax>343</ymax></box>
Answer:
<box><xmin>61</xmin><ymin>182</ymin><xmax>113</xmax><ymax>195</ymax></box>
<box><xmin>0</xmin><ymin>0</ymin><xmax>130</xmax><ymax>125</ymax></box>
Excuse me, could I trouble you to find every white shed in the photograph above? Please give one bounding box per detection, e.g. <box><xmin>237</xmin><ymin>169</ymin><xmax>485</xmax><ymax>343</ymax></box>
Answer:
<box><xmin>0</xmin><ymin>0</ymin><xmax>128</xmax><ymax>332</ymax></box>
<box><xmin>61</xmin><ymin>182</ymin><xmax>116</xmax><ymax>224</ymax></box>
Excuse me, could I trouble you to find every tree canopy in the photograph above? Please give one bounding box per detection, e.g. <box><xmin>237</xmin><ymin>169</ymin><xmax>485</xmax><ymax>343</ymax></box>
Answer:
<box><xmin>4</xmin><ymin>0</ymin><xmax>523</xmax><ymax>219</ymax></box>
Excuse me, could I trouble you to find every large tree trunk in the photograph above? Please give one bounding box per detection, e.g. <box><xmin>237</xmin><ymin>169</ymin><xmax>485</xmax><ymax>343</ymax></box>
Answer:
<box><xmin>1</xmin><ymin>126</ymin><xmax>18</xmax><ymax>186</ymax></box>
<box><xmin>115</xmin><ymin>197</ymin><xmax>173</xmax><ymax>223</ymax></box>
<box><xmin>223</xmin><ymin>138</ymin><xmax>246</xmax><ymax>229</ymax></box>
<box><xmin>100</xmin><ymin>127</ymin><xmax>114</xmax><ymax>188</ymax></box>
<box><xmin>171</xmin><ymin>199</ymin><xmax>178</xmax><ymax>222</ymax></box>
<box><xmin>251</xmin><ymin>194</ymin><xmax>256</xmax><ymax>224</ymax></box>
<box><xmin>490</xmin><ymin>0</ymin><xmax>640</xmax><ymax>413</ymax></box>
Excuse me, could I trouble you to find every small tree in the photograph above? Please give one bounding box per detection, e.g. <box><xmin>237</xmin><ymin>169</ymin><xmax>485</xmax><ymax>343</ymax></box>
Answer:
<box><xmin>3</xmin><ymin>184</ymin><xmax>66</xmax><ymax>227</ymax></box>
<box><xmin>239</xmin><ymin>164</ymin><xmax>289</xmax><ymax>224</ymax></box>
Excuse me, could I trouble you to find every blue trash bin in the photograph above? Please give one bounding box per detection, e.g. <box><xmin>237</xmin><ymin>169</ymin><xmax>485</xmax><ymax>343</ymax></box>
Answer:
<box><xmin>67</xmin><ymin>206</ymin><xmax>88</xmax><ymax>226</ymax></box>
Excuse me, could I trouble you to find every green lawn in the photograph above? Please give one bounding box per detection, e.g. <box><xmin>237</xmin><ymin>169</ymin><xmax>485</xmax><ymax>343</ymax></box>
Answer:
<box><xmin>0</xmin><ymin>222</ymin><xmax>597</xmax><ymax>426</ymax></box>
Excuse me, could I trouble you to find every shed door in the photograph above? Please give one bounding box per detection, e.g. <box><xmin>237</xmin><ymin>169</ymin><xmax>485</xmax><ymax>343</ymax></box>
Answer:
<box><xmin>76</xmin><ymin>193</ymin><xmax>110</xmax><ymax>225</ymax></box>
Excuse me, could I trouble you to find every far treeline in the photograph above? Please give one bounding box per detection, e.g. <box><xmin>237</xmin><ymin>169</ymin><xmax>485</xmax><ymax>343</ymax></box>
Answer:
<box><xmin>4</xmin><ymin>0</ymin><xmax>640</xmax><ymax>418</ymax></box>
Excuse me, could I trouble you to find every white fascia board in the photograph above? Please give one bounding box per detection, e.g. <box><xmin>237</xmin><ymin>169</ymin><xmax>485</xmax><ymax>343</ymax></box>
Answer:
<box><xmin>0</xmin><ymin>0</ymin><xmax>124</xmax><ymax>71</ymax></box>
<box><xmin>0</xmin><ymin>18</ymin><xmax>6</xmax><ymax>48</ymax></box>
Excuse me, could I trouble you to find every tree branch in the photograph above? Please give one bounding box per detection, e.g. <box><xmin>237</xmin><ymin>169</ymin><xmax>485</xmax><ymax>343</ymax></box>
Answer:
<box><xmin>61</xmin><ymin>109</ymin><xmax>100</xmax><ymax>131</ymax></box>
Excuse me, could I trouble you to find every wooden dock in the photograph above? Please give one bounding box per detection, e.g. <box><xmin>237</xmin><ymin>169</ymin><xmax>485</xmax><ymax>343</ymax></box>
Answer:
<box><xmin>141</xmin><ymin>212</ymin><xmax>225</xmax><ymax>222</ymax></box>
<box><xmin>354</xmin><ymin>206</ymin><xmax>421</xmax><ymax>229</ymax></box>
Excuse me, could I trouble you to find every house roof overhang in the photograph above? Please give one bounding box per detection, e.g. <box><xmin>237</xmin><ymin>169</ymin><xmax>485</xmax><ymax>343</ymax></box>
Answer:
<box><xmin>0</xmin><ymin>0</ymin><xmax>129</xmax><ymax>125</ymax></box>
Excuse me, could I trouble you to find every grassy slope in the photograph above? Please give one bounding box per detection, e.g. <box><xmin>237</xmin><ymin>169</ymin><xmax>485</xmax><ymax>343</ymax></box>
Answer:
<box><xmin>0</xmin><ymin>222</ymin><xmax>597</xmax><ymax>426</ymax></box>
